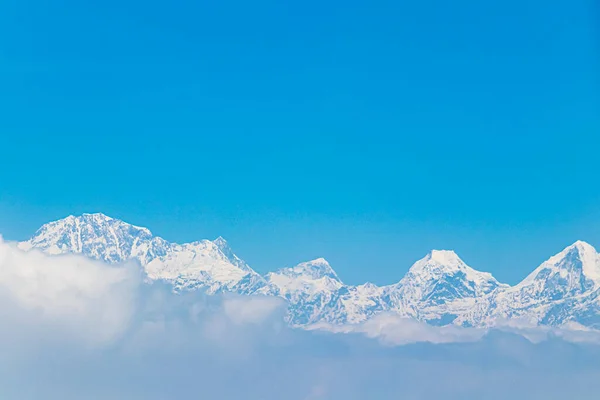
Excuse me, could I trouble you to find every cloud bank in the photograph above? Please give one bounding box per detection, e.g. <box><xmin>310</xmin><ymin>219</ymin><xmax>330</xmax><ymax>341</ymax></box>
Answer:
<box><xmin>1</xmin><ymin>238</ymin><xmax>600</xmax><ymax>399</ymax></box>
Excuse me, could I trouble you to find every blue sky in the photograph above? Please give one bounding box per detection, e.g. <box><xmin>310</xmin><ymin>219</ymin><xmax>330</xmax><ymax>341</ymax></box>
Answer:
<box><xmin>0</xmin><ymin>0</ymin><xmax>598</xmax><ymax>285</ymax></box>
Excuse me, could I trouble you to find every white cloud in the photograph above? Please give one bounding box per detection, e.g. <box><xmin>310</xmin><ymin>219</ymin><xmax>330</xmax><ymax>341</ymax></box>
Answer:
<box><xmin>0</xmin><ymin>238</ymin><xmax>139</xmax><ymax>345</ymax></box>
<box><xmin>222</xmin><ymin>295</ymin><xmax>285</xmax><ymax>325</ymax></box>
<box><xmin>308</xmin><ymin>313</ymin><xmax>486</xmax><ymax>345</ymax></box>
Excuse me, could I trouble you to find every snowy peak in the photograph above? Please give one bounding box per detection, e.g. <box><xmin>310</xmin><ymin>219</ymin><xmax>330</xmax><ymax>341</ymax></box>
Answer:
<box><xmin>22</xmin><ymin>212</ymin><xmax>161</xmax><ymax>264</ymax></box>
<box><xmin>405</xmin><ymin>250</ymin><xmax>500</xmax><ymax>288</ymax></box>
<box><xmin>22</xmin><ymin>213</ymin><xmax>267</xmax><ymax>295</ymax></box>
<box><xmin>458</xmin><ymin>241</ymin><xmax>600</xmax><ymax>328</ymax></box>
<box><xmin>408</xmin><ymin>249</ymin><xmax>464</xmax><ymax>275</ymax></box>
<box><xmin>265</xmin><ymin>258</ymin><xmax>345</xmax><ymax>326</ymax></box>
<box><xmin>280</xmin><ymin>258</ymin><xmax>341</xmax><ymax>282</ymax></box>
<box><xmin>210</xmin><ymin>236</ymin><xmax>253</xmax><ymax>273</ymax></box>
<box><xmin>518</xmin><ymin>241</ymin><xmax>600</xmax><ymax>294</ymax></box>
<box><xmin>390</xmin><ymin>250</ymin><xmax>504</xmax><ymax>321</ymax></box>
<box><xmin>213</xmin><ymin>236</ymin><xmax>229</xmax><ymax>251</ymax></box>
<box><xmin>428</xmin><ymin>249</ymin><xmax>463</xmax><ymax>266</ymax></box>
<box><xmin>266</xmin><ymin>258</ymin><xmax>343</xmax><ymax>296</ymax></box>
<box><xmin>145</xmin><ymin>239</ymin><xmax>268</xmax><ymax>294</ymax></box>
<box><xmin>550</xmin><ymin>241</ymin><xmax>599</xmax><ymax>282</ymax></box>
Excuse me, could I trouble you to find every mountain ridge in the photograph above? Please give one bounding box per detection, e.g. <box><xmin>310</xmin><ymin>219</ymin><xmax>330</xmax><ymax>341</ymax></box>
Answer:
<box><xmin>16</xmin><ymin>213</ymin><xmax>600</xmax><ymax>331</ymax></box>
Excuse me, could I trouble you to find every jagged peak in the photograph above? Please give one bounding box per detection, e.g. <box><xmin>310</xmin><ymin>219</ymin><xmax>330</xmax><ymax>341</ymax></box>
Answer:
<box><xmin>212</xmin><ymin>236</ymin><xmax>231</xmax><ymax>253</ymax></box>
<box><xmin>57</xmin><ymin>212</ymin><xmax>114</xmax><ymax>224</ymax></box>
<box><xmin>81</xmin><ymin>212</ymin><xmax>112</xmax><ymax>219</ymax></box>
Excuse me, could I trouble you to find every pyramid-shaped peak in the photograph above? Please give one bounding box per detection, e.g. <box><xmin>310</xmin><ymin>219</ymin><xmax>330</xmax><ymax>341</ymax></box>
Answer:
<box><xmin>211</xmin><ymin>236</ymin><xmax>245</xmax><ymax>266</ymax></box>
<box><xmin>547</xmin><ymin>240</ymin><xmax>598</xmax><ymax>264</ymax></box>
<box><xmin>517</xmin><ymin>240</ymin><xmax>600</xmax><ymax>289</ymax></box>
<box><xmin>213</xmin><ymin>236</ymin><xmax>229</xmax><ymax>248</ymax></box>
<box><xmin>361</xmin><ymin>282</ymin><xmax>378</xmax><ymax>289</ymax></box>
<box><xmin>404</xmin><ymin>249</ymin><xmax>499</xmax><ymax>286</ymax></box>
<box><xmin>396</xmin><ymin>249</ymin><xmax>502</xmax><ymax>305</ymax></box>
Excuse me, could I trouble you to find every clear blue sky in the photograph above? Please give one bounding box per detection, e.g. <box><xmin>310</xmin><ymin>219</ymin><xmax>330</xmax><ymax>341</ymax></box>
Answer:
<box><xmin>0</xmin><ymin>0</ymin><xmax>598</xmax><ymax>285</ymax></box>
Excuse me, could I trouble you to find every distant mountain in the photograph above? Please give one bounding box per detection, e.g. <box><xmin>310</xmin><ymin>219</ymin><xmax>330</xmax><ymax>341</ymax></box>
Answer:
<box><xmin>20</xmin><ymin>213</ymin><xmax>269</xmax><ymax>295</ymax></box>
<box><xmin>457</xmin><ymin>241</ymin><xmax>600</xmax><ymax>328</ymax></box>
<box><xmin>265</xmin><ymin>258</ymin><xmax>345</xmax><ymax>325</ymax></box>
<box><xmin>17</xmin><ymin>213</ymin><xmax>600</xmax><ymax>331</ymax></box>
<box><xmin>21</xmin><ymin>213</ymin><xmax>169</xmax><ymax>265</ymax></box>
<box><xmin>264</xmin><ymin>258</ymin><xmax>389</xmax><ymax>325</ymax></box>
<box><xmin>385</xmin><ymin>250</ymin><xmax>507</xmax><ymax>325</ymax></box>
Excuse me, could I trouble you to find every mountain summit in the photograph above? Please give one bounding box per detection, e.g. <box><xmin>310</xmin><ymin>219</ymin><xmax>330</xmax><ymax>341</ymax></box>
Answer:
<box><xmin>386</xmin><ymin>250</ymin><xmax>506</xmax><ymax>324</ymax></box>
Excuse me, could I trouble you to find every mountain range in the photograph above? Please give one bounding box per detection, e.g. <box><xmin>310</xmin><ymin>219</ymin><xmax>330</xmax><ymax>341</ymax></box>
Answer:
<box><xmin>16</xmin><ymin>213</ymin><xmax>600</xmax><ymax>330</ymax></box>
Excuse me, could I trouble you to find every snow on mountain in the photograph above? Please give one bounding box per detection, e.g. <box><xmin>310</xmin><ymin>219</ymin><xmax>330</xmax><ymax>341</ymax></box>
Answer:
<box><xmin>265</xmin><ymin>258</ymin><xmax>345</xmax><ymax>325</ymax></box>
<box><xmin>336</xmin><ymin>282</ymin><xmax>389</xmax><ymax>324</ymax></box>
<box><xmin>267</xmin><ymin>258</ymin><xmax>342</xmax><ymax>295</ymax></box>
<box><xmin>457</xmin><ymin>241</ymin><xmax>600</xmax><ymax>328</ymax></box>
<box><xmin>145</xmin><ymin>239</ymin><xmax>269</xmax><ymax>294</ymax></box>
<box><xmin>20</xmin><ymin>213</ymin><xmax>169</xmax><ymax>265</ymax></box>
<box><xmin>265</xmin><ymin>259</ymin><xmax>389</xmax><ymax>325</ymax></box>
<box><xmin>17</xmin><ymin>213</ymin><xmax>600</xmax><ymax>331</ymax></box>
<box><xmin>386</xmin><ymin>250</ymin><xmax>507</xmax><ymax>325</ymax></box>
<box><xmin>20</xmin><ymin>213</ymin><xmax>269</xmax><ymax>295</ymax></box>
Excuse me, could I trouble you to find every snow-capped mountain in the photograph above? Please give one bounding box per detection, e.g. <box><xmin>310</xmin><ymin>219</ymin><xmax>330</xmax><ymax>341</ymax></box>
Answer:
<box><xmin>457</xmin><ymin>241</ymin><xmax>600</xmax><ymax>328</ymax></box>
<box><xmin>335</xmin><ymin>282</ymin><xmax>389</xmax><ymax>324</ymax></box>
<box><xmin>20</xmin><ymin>213</ymin><xmax>269</xmax><ymax>295</ymax></box>
<box><xmin>386</xmin><ymin>250</ymin><xmax>507</xmax><ymax>325</ymax></box>
<box><xmin>266</xmin><ymin>258</ymin><xmax>394</xmax><ymax>325</ymax></box>
<box><xmin>16</xmin><ymin>213</ymin><xmax>600</xmax><ymax>331</ymax></box>
<box><xmin>266</xmin><ymin>258</ymin><xmax>345</xmax><ymax>325</ymax></box>
<box><xmin>20</xmin><ymin>213</ymin><xmax>169</xmax><ymax>265</ymax></box>
<box><xmin>144</xmin><ymin>239</ymin><xmax>270</xmax><ymax>294</ymax></box>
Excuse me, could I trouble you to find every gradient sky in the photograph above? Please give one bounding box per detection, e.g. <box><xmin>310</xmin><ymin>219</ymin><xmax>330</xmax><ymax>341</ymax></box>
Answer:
<box><xmin>0</xmin><ymin>0</ymin><xmax>598</xmax><ymax>285</ymax></box>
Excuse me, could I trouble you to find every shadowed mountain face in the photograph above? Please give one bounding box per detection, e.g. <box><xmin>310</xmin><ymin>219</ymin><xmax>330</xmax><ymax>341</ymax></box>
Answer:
<box><xmin>19</xmin><ymin>213</ymin><xmax>600</xmax><ymax>330</ymax></box>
